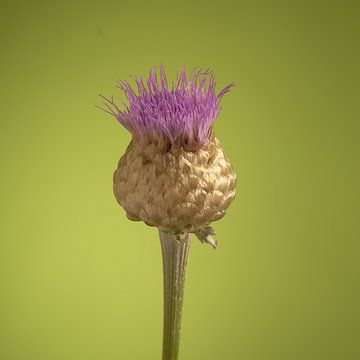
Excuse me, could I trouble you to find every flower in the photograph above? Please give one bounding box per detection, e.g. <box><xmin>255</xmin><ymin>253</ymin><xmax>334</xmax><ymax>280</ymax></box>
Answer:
<box><xmin>99</xmin><ymin>64</ymin><xmax>234</xmax><ymax>149</ymax></box>
<box><xmin>100</xmin><ymin>65</ymin><xmax>236</xmax><ymax>237</ymax></box>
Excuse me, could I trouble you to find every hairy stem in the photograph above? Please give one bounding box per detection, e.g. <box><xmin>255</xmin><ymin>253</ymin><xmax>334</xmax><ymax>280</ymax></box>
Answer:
<box><xmin>159</xmin><ymin>230</ymin><xmax>191</xmax><ymax>360</ymax></box>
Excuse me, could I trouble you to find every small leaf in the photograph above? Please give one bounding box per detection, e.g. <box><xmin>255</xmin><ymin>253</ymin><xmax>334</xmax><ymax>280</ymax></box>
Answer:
<box><xmin>195</xmin><ymin>226</ymin><xmax>218</xmax><ymax>249</ymax></box>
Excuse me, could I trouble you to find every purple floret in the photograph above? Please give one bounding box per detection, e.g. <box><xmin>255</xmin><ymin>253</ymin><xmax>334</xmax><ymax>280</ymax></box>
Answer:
<box><xmin>99</xmin><ymin>65</ymin><xmax>234</xmax><ymax>146</ymax></box>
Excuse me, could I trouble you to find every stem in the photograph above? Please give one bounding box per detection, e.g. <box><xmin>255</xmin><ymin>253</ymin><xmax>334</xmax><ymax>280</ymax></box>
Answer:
<box><xmin>159</xmin><ymin>230</ymin><xmax>191</xmax><ymax>360</ymax></box>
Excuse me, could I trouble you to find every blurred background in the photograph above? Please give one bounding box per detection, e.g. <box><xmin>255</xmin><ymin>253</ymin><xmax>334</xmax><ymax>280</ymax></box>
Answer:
<box><xmin>0</xmin><ymin>0</ymin><xmax>359</xmax><ymax>359</ymax></box>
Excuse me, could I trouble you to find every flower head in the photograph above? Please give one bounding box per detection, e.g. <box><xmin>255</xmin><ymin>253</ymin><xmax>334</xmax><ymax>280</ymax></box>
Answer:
<box><xmin>99</xmin><ymin>65</ymin><xmax>234</xmax><ymax>148</ymax></box>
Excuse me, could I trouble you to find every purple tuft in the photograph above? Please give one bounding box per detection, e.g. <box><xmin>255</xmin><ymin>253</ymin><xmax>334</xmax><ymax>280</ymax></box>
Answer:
<box><xmin>99</xmin><ymin>65</ymin><xmax>234</xmax><ymax>147</ymax></box>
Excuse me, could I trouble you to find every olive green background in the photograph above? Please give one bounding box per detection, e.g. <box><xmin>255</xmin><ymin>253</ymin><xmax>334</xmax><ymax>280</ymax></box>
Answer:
<box><xmin>1</xmin><ymin>0</ymin><xmax>359</xmax><ymax>359</ymax></box>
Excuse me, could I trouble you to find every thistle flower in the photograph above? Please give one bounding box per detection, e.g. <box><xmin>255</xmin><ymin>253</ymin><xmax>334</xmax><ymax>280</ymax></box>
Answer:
<box><xmin>100</xmin><ymin>65</ymin><xmax>236</xmax><ymax>236</ymax></box>
<box><xmin>99</xmin><ymin>65</ymin><xmax>236</xmax><ymax>360</ymax></box>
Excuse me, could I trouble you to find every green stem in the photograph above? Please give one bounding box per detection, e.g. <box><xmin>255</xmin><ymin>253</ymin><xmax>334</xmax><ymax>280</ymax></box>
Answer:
<box><xmin>159</xmin><ymin>230</ymin><xmax>191</xmax><ymax>360</ymax></box>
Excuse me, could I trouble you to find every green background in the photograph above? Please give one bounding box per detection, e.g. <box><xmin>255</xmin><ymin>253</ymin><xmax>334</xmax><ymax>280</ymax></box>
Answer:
<box><xmin>1</xmin><ymin>0</ymin><xmax>359</xmax><ymax>359</ymax></box>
